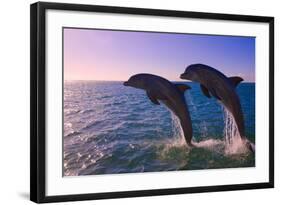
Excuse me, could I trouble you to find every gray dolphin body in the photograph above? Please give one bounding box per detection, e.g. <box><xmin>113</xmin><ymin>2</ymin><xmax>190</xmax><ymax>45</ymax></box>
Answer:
<box><xmin>180</xmin><ymin>64</ymin><xmax>254</xmax><ymax>151</ymax></box>
<box><xmin>124</xmin><ymin>74</ymin><xmax>193</xmax><ymax>145</ymax></box>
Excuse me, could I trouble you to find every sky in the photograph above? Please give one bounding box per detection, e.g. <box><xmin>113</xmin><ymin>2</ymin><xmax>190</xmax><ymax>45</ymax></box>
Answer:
<box><xmin>64</xmin><ymin>28</ymin><xmax>255</xmax><ymax>82</ymax></box>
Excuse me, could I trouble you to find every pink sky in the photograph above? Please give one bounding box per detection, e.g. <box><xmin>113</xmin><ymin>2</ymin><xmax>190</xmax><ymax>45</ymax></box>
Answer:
<box><xmin>64</xmin><ymin>28</ymin><xmax>255</xmax><ymax>82</ymax></box>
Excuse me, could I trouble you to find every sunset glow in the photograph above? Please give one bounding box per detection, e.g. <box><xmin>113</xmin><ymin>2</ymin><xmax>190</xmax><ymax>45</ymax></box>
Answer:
<box><xmin>64</xmin><ymin>28</ymin><xmax>255</xmax><ymax>82</ymax></box>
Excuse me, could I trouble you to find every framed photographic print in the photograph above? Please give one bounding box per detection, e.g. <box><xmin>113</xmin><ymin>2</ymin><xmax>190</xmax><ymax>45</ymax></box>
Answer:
<box><xmin>30</xmin><ymin>2</ymin><xmax>274</xmax><ymax>203</ymax></box>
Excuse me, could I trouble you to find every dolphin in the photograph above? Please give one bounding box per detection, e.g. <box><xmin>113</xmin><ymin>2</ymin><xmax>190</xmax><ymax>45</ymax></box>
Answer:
<box><xmin>180</xmin><ymin>64</ymin><xmax>254</xmax><ymax>152</ymax></box>
<box><xmin>123</xmin><ymin>73</ymin><xmax>193</xmax><ymax>146</ymax></box>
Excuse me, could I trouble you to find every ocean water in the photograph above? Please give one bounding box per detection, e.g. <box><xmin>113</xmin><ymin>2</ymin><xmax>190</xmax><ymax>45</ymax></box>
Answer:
<box><xmin>64</xmin><ymin>81</ymin><xmax>255</xmax><ymax>176</ymax></box>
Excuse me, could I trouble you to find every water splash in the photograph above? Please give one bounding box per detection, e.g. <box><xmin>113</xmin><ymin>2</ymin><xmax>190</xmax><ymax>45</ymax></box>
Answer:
<box><xmin>170</xmin><ymin>112</ymin><xmax>186</xmax><ymax>146</ymax></box>
<box><xmin>222</xmin><ymin>107</ymin><xmax>248</xmax><ymax>155</ymax></box>
<box><xmin>157</xmin><ymin>111</ymin><xmax>190</xmax><ymax>168</ymax></box>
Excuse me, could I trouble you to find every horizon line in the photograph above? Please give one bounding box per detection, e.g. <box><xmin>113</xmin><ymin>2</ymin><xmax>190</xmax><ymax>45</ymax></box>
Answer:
<box><xmin>64</xmin><ymin>79</ymin><xmax>256</xmax><ymax>83</ymax></box>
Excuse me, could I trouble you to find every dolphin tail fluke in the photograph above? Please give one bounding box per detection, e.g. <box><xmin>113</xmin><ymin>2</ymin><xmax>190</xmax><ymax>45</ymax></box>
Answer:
<box><xmin>249</xmin><ymin>142</ymin><xmax>255</xmax><ymax>153</ymax></box>
<box><xmin>242</xmin><ymin>137</ymin><xmax>256</xmax><ymax>153</ymax></box>
<box><xmin>229</xmin><ymin>76</ymin><xmax>244</xmax><ymax>87</ymax></box>
<box><xmin>243</xmin><ymin>138</ymin><xmax>255</xmax><ymax>153</ymax></box>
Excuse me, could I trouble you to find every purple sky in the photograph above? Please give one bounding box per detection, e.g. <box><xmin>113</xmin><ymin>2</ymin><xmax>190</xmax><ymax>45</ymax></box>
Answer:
<box><xmin>64</xmin><ymin>28</ymin><xmax>255</xmax><ymax>82</ymax></box>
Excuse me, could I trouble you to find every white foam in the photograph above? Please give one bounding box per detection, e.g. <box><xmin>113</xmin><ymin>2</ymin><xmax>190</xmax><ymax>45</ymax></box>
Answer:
<box><xmin>170</xmin><ymin>112</ymin><xmax>186</xmax><ymax>146</ymax></box>
<box><xmin>223</xmin><ymin>107</ymin><xmax>250</xmax><ymax>155</ymax></box>
<box><xmin>164</xmin><ymin>98</ymin><xmax>251</xmax><ymax>156</ymax></box>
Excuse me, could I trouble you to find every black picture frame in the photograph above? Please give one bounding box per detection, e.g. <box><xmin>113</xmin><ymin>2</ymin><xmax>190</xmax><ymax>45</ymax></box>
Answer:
<box><xmin>30</xmin><ymin>1</ymin><xmax>274</xmax><ymax>203</ymax></box>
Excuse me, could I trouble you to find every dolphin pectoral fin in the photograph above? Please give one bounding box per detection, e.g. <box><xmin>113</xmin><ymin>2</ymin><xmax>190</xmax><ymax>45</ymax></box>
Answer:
<box><xmin>200</xmin><ymin>84</ymin><xmax>211</xmax><ymax>98</ymax></box>
<box><xmin>175</xmin><ymin>84</ymin><xmax>191</xmax><ymax>93</ymax></box>
<box><xmin>210</xmin><ymin>89</ymin><xmax>222</xmax><ymax>101</ymax></box>
<box><xmin>146</xmin><ymin>91</ymin><xmax>160</xmax><ymax>105</ymax></box>
<box><xmin>229</xmin><ymin>76</ymin><xmax>244</xmax><ymax>87</ymax></box>
<box><xmin>162</xmin><ymin>99</ymin><xmax>176</xmax><ymax>114</ymax></box>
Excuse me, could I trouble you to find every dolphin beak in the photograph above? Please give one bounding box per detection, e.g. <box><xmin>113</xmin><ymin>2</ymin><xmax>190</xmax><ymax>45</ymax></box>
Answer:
<box><xmin>180</xmin><ymin>73</ymin><xmax>187</xmax><ymax>79</ymax></box>
<box><xmin>123</xmin><ymin>81</ymin><xmax>129</xmax><ymax>86</ymax></box>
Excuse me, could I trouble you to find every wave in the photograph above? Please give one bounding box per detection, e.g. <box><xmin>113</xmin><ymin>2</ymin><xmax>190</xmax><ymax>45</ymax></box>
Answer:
<box><xmin>79</xmin><ymin>109</ymin><xmax>94</xmax><ymax>114</ymax></box>
<box><xmin>64</xmin><ymin>82</ymin><xmax>255</xmax><ymax>175</ymax></box>
<box><xmin>65</xmin><ymin>131</ymin><xmax>81</xmax><ymax>138</ymax></box>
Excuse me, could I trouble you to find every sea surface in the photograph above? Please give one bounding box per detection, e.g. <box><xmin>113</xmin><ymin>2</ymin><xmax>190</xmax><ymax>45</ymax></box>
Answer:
<box><xmin>64</xmin><ymin>81</ymin><xmax>255</xmax><ymax>176</ymax></box>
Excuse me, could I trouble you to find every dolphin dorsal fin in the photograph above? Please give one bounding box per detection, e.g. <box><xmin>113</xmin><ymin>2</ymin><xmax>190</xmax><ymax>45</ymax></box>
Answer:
<box><xmin>229</xmin><ymin>76</ymin><xmax>244</xmax><ymax>87</ymax></box>
<box><xmin>146</xmin><ymin>91</ymin><xmax>160</xmax><ymax>105</ymax></box>
<box><xmin>200</xmin><ymin>84</ymin><xmax>211</xmax><ymax>98</ymax></box>
<box><xmin>175</xmin><ymin>84</ymin><xmax>191</xmax><ymax>93</ymax></box>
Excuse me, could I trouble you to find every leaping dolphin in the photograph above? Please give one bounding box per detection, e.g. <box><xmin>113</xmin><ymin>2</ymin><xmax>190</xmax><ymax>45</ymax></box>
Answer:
<box><xmin>180</xmin><ymin>64</ymin><xmax>254</xmax><ymax>152</ymax></box>
<box><xmin>124</xmin><ymin>74</ymin><xmax>193</xmax><ymax>146</ymax></box>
